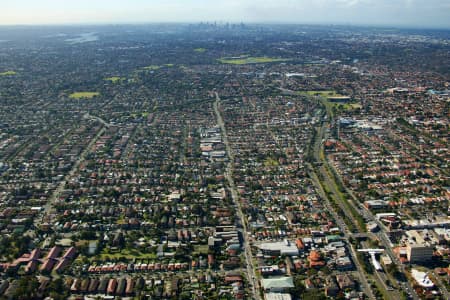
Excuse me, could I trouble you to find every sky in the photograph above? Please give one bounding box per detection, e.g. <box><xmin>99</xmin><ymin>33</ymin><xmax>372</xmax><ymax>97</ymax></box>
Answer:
<box><xmin>1</xmin><ymin>0</ymin><xmax>449</xmax><ymax>28</ymax></box>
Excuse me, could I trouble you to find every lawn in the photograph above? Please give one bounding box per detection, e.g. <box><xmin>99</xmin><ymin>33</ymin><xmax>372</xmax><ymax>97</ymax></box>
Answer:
<box><xmin>69</xmin><ymin>92</ymin><xmax>100</xmax><ymax>99</ymax></box>
<box><xmin>0</xmin><ymin>71</ymin><xmax>17</xmax><ymax>76</ymax></box>
<box><xmin>104</xmin><ymin>76</ymin><xmax>125</xmax><ymax>83</ymax></box>
<box><xmin>194</xmin><ymin>48</ymin><xmax>207</xmax><ymax>53</ymax></box>
<box><xmin>218</xmin><ymin>56</ymin><xmax>290</xmax><ymax>65</ymax></box>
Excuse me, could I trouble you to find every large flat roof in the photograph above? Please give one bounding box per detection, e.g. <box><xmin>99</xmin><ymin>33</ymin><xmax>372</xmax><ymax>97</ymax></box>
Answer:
<box><xmin>261</xmin><ymin>277</ymin><xmax>294</xmax><ymax>289</ymax></box>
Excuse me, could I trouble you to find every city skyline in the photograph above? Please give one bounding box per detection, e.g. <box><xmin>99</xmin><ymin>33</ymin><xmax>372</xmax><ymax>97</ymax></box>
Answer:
<box><xmin>1</xmin><ymin>0</ymin><xmax>450</xmax><ymax>29</ymax></box>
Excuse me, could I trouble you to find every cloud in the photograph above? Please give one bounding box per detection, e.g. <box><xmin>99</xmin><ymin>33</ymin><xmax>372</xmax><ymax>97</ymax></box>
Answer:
<box><xmin>0</xmin><ymin>0</ymin><xmax>448</xmax><ymax>28</ymax></box>
<box><xmin>336</xmin><ymin>0</ymin><xmax>371</xmax><ymax>6</ymax></box>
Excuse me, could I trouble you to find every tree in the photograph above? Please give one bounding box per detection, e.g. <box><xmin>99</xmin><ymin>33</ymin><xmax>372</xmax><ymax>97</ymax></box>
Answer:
<box><xmin>291</xmin><ymin>275</ymin><xmax>306</xmax><ymax>296</ymax></box>
<box><xmin>301</xmin><ymin>289</ymin><xmax>327</xmax><ymax>300</ymax></box>
<box><xmin>307</xmin><ymin>268</ymin><xmax>318</xmax><ymax>277</ymax></box>
<box><xmin>47</xmin><ymin>278</ymin><xmax>69</xmax><ymax>300</ymax></box>
<box><xmin>13</xmin><ymin>276</ymin><xmax>39</xmax><ymax>299</ymax></box>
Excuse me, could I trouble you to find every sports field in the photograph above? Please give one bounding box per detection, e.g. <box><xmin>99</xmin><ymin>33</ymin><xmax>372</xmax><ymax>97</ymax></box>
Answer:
<box><xmin>218</xmin><ymin>56</ymin><xmax>289</xmax><ymax>64</ymax></box>
<box><xmin>0</xmin><ymin>71</ymin><xmax>17</xmax><ymax>76</ymax></box>
<box><xmin>69</xmin><ymin>92</ymin><xmax>100</xmax><ymax>99</ymax></box>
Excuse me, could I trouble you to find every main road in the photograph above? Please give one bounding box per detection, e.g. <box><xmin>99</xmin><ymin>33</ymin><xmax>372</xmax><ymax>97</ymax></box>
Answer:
<box><xmin>34</xmin><ymin>116</ymin><xmax>107</xmax><ymax>230</ymax></box>
<box><xmin>308</xmin><ymin>121</ymin><xmax>375</xmax><ymax>299</ymax></box>
<box><xmin>213</xmin><ymin>93</ymin><xmax>261</xmax><ymax>300</ymax></box>
<box><xmin>309</xmin><ymin>95</ymin><xmax>420</xmax><ymax>300</ymax></box>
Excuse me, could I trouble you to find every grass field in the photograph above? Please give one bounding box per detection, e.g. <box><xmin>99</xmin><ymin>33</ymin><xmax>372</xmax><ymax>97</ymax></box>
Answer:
<box><xmin>264</xmin><ymin>157</ymin><xmax>279</xmax><ymax>167</ymax></box>
<box><xmin>130</xmin><ymin>111</ymin><xmax>150</xmax><ymax>118</ymax></box>
<box><xmin>0</xmin><ymin>71</ymin><xmax>17</xmax><ymax>76</ymax></box>
<box><xmin>143</xmin><ymin>64</ymin><xmax>174</xmax><ymax>70</ymax></box>
<box><xmin>298</xmin><ymin>90</ymin><xmax>360</xmax><ymax>113</ymax></box>
<box><xmin>340</xmin><ymin>103</ymin><xmax>362</xmax><ymax>109</ymax></box>
<box><xmin>143</xmin><ymin>65</ymin><xmax>161</xmax><ymax>70</ymax></box>
<box><xmin>69</xmin><ymin>92</ymin><xmax>100</xmax><ymax>99</ymax></box>
<box><xmin>193</xmin><ymin>245</ymin><xmax>209</xmax><ymax>255</ymax></box>
<box><xmin>218</xmin><ymin>56</ymin><xmax>290</xmax><ymax>65</ymax></box>
<box><xmin>104</xmin><ymin>76</ymin><xmax>125</xmax><ymax>83</ymax></box>
<box><xmin>97</xmin><ymin>248</ymin><xmax>157</xmax><ymax>261</ymax></box>
<box><xmin>296</xmin><ymin>90</ymin><xmax>343</xmax><ymax>97</ymax></box>
<box><xmin>194</xmin><ymin>48</ymin><xmax>206</xmax><ymax>53</ymax></box>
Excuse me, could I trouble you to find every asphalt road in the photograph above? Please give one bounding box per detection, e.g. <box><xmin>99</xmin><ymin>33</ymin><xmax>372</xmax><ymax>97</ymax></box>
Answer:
<box><xmin>310</xmin><ymin>102</ymin><xmax>421</xmax><ymax>300</ymax></box>
<box><xmin>213</xmin><ymin>93</ymin><xmax>261</xmax><ymax>300</ymax></box>
<box><xmin>34</xmin><ymin>119</ymin><xmax>107</xmax><ymax>231</ymax></box>
<box><xmin>432</xmin><ymin>270</ymin><xmax>450</xmax><ymax>300</ymax></box>
<box><xmin>309</xmin><ymin>122</ymin><xmax>375</xmax><ymax>299</ymax></box>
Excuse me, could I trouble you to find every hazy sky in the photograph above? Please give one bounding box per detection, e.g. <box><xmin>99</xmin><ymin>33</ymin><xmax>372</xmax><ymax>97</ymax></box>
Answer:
<box><xmin>1</xmin><ymin>0</ymin><xmax>449</xmax><ymax>28</ymax></box>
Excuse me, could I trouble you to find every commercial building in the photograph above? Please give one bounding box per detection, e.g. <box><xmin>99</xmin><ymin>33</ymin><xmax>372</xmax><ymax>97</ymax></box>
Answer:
<box><xmin>406</xmin><ymin>244</ymin><xmax>433</xmax><ymax>263</ymax></box>
<box><xmin>364</xmin><ymin>200</ymin><xmax>389</xmax><ymax>210</ymax></box>
<box><xmin>264</xmin><ymin>292</ymin><xmax>292</xmax><ymax>300</ymax></box>
<box><xmin>261</xmin><ymin>277</ymin><xmax>295</xmax><ymax>293</ymax></box>
<box><xmin>258</xmin><ymin>240</ymin><xmax>299</xmax><ymax>257</ymax></box>
<box><xmin>411</xmin><ymin>269</ymin><xmax>434</xmax><ymax>288</ymax></box>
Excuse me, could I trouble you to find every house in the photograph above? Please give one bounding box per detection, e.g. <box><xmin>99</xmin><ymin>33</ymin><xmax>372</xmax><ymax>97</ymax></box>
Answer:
<box><xmin>309</xmin><ymin>250</ymin><xmax>325</xmax><ymax>268</ymax></box>
<box><xmin>335</xmin><ymin>274</ymin><xmax>355</xmax><ymax>290</ymax></box>
<box><xmin>325</xmin><ymin>276</ymin><xmax>339</xmax><ymax>297</ymax></box>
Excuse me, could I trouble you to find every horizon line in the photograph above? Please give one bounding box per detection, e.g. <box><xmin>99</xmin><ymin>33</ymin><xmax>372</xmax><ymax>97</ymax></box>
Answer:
<box><xmin>0</xmin><ymin>21</ymin><xmax>449</xmax><ymax>31</ymax></box>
